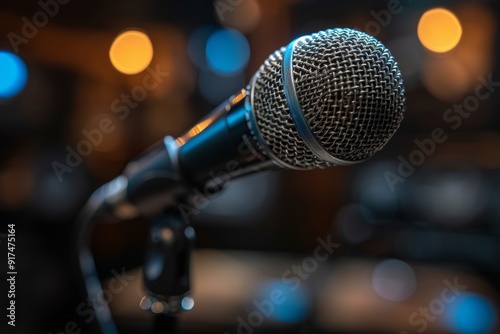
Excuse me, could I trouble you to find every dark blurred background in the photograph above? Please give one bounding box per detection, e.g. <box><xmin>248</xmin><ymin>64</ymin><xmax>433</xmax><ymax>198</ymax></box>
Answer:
<box><xmin>1</xmin><ymin>0</ymin><xmax>500</xmax><ymax>333</ymax></box>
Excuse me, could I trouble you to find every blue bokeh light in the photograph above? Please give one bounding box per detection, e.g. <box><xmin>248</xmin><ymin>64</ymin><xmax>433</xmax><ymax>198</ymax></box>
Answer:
<box><xmin>206</xmin><ymin>29</ymin><xmax>250</xmax><ymax>75</ymax></box>
<box><xmin>256</xmin><ymin>280</ymin><xmax>311</xmax><ymax>324</ymax></box>
<box><xmin>0</xmin><ymin>51</ymin><xmax>28</xmax><ymax>99</ymax></box>
<box><xmin>443</xmin><ymin>293</ymin><xmax>496</xmax><ymax>334</ymax></box>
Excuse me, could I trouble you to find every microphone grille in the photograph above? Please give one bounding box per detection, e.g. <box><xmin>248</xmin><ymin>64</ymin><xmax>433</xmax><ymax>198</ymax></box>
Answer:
<box><xmin>251</xmin><ymin>28</ymin><xmax>406</xmax><ymax>168</ymax></box>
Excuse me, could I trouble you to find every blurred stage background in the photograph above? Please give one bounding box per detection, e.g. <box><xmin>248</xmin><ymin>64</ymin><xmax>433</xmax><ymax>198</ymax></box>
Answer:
<box><xmin>1</xmin><ymin>0</ymin><xmax>500</xmax><ymax>333</ymax></box>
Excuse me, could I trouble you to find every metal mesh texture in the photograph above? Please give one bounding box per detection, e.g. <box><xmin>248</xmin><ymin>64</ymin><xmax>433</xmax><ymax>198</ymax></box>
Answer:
<box><xmin>251</xmin><ymin>28</ymin><xmax>406</xmax><ymax>168</ymax></box>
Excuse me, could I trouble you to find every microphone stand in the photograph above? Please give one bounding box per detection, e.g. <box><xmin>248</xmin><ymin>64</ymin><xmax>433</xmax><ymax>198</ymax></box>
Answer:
<box><xmin>76</xmin><ymin>137</ymin><xmax>196</xmax><ymax>334</ymax></box>
<box><xmin>140</xmin><ymin>211</ymin><xmax>195</xmax><ymax>334</ymax></box>
<box><xmin>76</xmin><ymin>106</ymin><xmax>264</xmax><ymax>333</ymax></box>
<box><xmin>76</xmin><ymin>193</ymin><xmax>195</xmax><ymax>334</ymax></box>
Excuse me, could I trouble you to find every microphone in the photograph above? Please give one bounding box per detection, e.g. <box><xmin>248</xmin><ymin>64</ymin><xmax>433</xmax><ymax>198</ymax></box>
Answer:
<box><xmin>100</xmin><ymin>28</ymin><xmax>406</xmax><ymax>219</ymax></box>
<box><xmin>77</xmin><ymin>28</ymin><xmax>406</xmax><ymax>334</ymax></box>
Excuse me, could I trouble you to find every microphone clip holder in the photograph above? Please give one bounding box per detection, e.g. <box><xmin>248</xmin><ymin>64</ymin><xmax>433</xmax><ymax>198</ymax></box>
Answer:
<box><xmin>140</xmin><ymin>211</ymin><xmax>195</xmax><ymax>316</ymax></box>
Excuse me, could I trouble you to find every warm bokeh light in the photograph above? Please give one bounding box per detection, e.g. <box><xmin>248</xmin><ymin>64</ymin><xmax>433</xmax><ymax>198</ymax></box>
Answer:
<box><xmin>0</xmin><ymin>51</ymin><xmax>28</xmax><ymax>99</ymax></box>
<box><xmin>421</xmin><ymin>57</ymin><xmax>470</xmax><ymax>102</ymax></box>
<box><xmin>420</xmin><ymin>4</ymin><xmax>495</xmax><ymax>102</ymax></box>
<box><xmin>215</xmin><ymin>0</ymin><xmax>261</xmax><ymax>33</ymax></box>
<box><xmin>109</xmin><ymin>30</ymin><xmax>153</xmax><ymax>75</ymax></box>
<box><xmin>418</xmin><ymin>8</ymin><xmax>462</xmax><ymax>53</ymax></box>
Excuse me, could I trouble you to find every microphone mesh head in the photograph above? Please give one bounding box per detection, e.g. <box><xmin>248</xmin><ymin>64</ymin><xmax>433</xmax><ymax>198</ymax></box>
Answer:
<box><xmin>251</xmin><ymin>28</ymin><xmax>406</xmax><ymax>168</ymax></box>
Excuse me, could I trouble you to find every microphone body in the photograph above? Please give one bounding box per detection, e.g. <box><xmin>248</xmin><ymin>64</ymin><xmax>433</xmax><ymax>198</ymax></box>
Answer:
<box><xmin>97</xmin><ymin>28</ymin><xmax>406</xmax><ymax>219</ymax></box>
<box><xmin>175</xmin><ymin>88</ymin><xmax>279</xmax><ymax>187</ymax></box>
<box><xmin>109</xmin><ymin>87</ymin><xmax>276</xmax><ymax>218</ymax></box>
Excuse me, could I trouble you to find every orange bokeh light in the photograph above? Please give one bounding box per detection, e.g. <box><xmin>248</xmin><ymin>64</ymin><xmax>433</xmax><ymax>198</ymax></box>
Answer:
<box><xmin>418</xmin><ymin>8</ymin><xmax>462</xmax><ymax>53</ymax></box>
<box><xmin>109</xmin><ymin>30</ymin><xmax>153</xmax><ymax>75</ymax></box>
